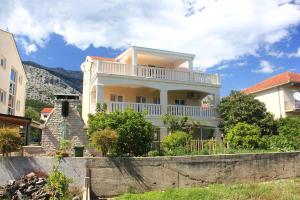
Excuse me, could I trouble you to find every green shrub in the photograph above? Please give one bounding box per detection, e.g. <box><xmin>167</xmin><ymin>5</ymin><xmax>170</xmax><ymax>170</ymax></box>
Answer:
<box><xmin>165</xmin><ymin>146</ymin><xmax>188</xmax><ymax>156</ymax></box>
<box><xmin>148</xmin><ymin>150</ymin><xmax>160</xmax><ymax>157</ymax></box>
<box><xmin>226</xmin><ymin>122</ymin><xmax>261</xmax><ymax>149</ymax></box>
<box><xmin>88</xmin><ymin>109</ymin><xmax>154</xmax><ymax>156</ymax></box>
<box><xmin>46</xmin><ymin>159</ymin><xmax>72</xmax><ymax>200</ymax></box>
<box><xmin>162</xmin><ymin>131</ymin><xmax>191</xmax><ymax>151</ymax></box>
<box><xmin>0</xmin><ymin>128</ymin><xmax>22</xmax><ymax>156</ymax></box>
<box><xmin>90</xmin><ymin>128</ymin><xmax>118</xmax><ymax>156</ymax></box>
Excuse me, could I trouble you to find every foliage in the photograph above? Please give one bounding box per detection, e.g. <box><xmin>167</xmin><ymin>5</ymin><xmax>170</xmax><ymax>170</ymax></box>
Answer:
<box><xmin>147</xmin><ymin>150</ymin><xmax>160</xmax><ymax>157</ymax></box>
<box><xmin>26</xmin><ymin>98</ymin><xmax>53</xmax><ymax>113</ymax></box>
<box><xmin>218</xmin><ymin>91</ymin><xmax>277</xmax><ymax>135</ymax></box>
<box><xmin>31</xmin><ymin>130</ymin><xmax>42</xmax><ymax>143</ymax></box>
<box><xmin>162</xmin><ymin>131</ymin><xmax>191</xmax><ymax>152</ymax></box>
<box><xmin>90</xmin><ymin>128</ymin><xmax>118</xmax><ymax>156</ymax></box>
<box><xmin>268</xmin><ymin>117</ymin><xmax>300</xmax><ymax>150</ymax></box>
<box><xmin>117</xmin><ymin>178</ymin><xmax>300</xmax><ymax>200</ymax></box>
<box><xmin>25</xmin><ymin>107</ymin><xmax>41</xmax><ymax>121</ymax></box>
<box><xmin>59</xmin><ymin>139</ymin><xmax>71</xmax><ymax>153</ymax></box>
<box><xmin>96</xmin><ymin>102</ymin><xmax>107</xmax><ymax>113</ymax></box>
<box><xmin>226</xmin><ymin>122</ymin><xmax>261</xmax><ymax>149</ymax></box>
<box><xmin>162</xmin><ymin>114</ymin><xmax>201</xmax><ymax>133</ymax></box>
<box><xmin>0</xmin><ymin>128</ymin><xmax>22</xmax><ymax>156</ymax></box>
<box><xmin>88</xmin><ymin>109</ymin><xmax>154</xmax><ymax>156</ymax></box>
<box><xmin>46</xmin><ymin>159</ymin><xmax>72</xmax><ymax>200</ymax></box>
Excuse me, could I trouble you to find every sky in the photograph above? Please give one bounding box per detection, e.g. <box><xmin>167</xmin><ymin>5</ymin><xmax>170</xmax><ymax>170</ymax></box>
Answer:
<box><xmin>1</xmin><ymin>0</ymin><xmax>300</xmax><ymax>96</ymax></box>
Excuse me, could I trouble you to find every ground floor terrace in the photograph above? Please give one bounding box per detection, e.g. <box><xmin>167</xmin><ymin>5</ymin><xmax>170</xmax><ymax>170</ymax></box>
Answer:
<box><xmin>87</xmin><ymin>85</ymin><xmax>220</xmax><ymax>139</ymax></box>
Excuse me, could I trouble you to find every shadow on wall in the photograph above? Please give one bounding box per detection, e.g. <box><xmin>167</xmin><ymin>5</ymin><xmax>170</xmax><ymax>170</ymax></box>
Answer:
<box><xmin>0</xmin><ymin>157</ymin><xmax>44</xmax><ymax>184</ymax></box>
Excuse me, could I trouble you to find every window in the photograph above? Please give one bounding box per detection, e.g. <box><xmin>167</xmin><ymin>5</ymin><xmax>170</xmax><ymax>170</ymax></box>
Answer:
<box><xmin>8</xmin><ymin>69</ymin><xmax>17</xmax><ymax>115</ymax></box>
<box><xmin>175</xmin><ymin>99</ymin><xmax>185</xmax><ymax>105</ymax></box>
<box><xmin>0</xmin><ymin>89</ymin><xmax>6</xmax><ymax>104</ymax></box>
<box><xmin>136</xmin><ymin>96</ymin><xmax>146</xmax><ymax>103</ymax></box>
<box><xmin>153</xmin><ymin>97</ymin><xmax>160</xmax><ymax>104</ymax></box>
<box><xmin>10</xmin><ymin>68</ymin><xmax>17</xmax><ymax>82</ymax></box>
<box><xmin>0</xmin><ymin>57</ymin><xmax>6</xmax><ymax>69</ymax></box>
<box><xmin>110</xmin><ymin>94</ymin><xmax>123</xmax><ymax>102</ymax></box>
<box><xmin>44</xmin><ymin>115</ymin><xmax>47</xmax><ymax>118</ymax></box>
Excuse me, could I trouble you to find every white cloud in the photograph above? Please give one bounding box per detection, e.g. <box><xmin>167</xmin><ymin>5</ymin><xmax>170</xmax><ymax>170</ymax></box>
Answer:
<box><xmin>236</xmin><ymin>61</ymin><xmax>247</xmax><ymax>67</ymax></box>
<box><xmin>1</xmin><ymin>0</ymin><xmax>300</xmax><ymax>69</ymax></box>
<box><xmin>16</xmin><ymin>37</ymin><xmax>37</xmax><ymax>55</ymax></box>
<box><xmin>269</xmin><ymin>47</ymin><xmax>300</xmax><ymax>58</ymax></box>
<box><xmin>216</xmin><ymin>64</ymin><xmax>229</xmax><ymax>70</ymax></box>
<box><xmin>252</xmin><ymin>60</ymin><xmax>282</xmax><ymax>73</ymax></box>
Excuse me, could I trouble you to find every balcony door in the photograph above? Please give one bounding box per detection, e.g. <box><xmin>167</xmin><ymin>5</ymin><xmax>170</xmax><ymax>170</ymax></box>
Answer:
<box><xmin>136</xmin><ymin>96</ymin><xmax>146</xmax><ymax>112</ymax></box>
<box><xmin>110</xmin><ymin>94</ymin><xmax>123</xmax><ymax>112</ymax></box>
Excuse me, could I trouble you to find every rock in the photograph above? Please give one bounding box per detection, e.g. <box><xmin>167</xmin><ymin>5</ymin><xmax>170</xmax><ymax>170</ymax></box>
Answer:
<box><xmin>36</xmin><ymin>179</ymin><xmax>46</xmax><ymax>185</ymax></box>
<box><xmin>72</xmin><ymin>195</ymin><xmax>81</xmax><ymax>200</ymax></box>
<box><xmin>8</xmin><ymin>179</ymin><xmax>15</xmax><ymax>185</ymax></box>
<box><xmin>16</xmin><ymin>189</ymin><xmax>24</xmax><ymax>199</ymax></box>
<box><xmin>25</xmin><ymin>172</ymin><xmax>36</xmax><ymax>179</ymax></box>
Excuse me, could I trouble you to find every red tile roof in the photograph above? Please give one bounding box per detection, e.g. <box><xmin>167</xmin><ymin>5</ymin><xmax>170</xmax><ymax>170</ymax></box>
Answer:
<box><xmin>89</xmin><ymin>56</ymin><xmax>115</xmax><ymax>62</ymax></box>
<box><xmin>244</xmin><ymin>72</ymin><xmax>300</xmax><ymax>94</ymax></box>
<box><xmin>41</xmin><ymin>108</ymin><xmax>53</xmax><ymax>113</ymax></box>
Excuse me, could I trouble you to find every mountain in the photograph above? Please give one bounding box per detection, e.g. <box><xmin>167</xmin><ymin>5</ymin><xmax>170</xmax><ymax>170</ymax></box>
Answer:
<box><xmin>23</xmin><ymin>61</ymin><xmax>82</xmax><ymax>104</ymax></box>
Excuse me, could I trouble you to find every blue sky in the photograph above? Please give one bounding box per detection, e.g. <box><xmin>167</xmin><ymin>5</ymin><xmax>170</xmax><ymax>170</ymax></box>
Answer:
<box><xmin>1</xmin><ymin>0</ymin><xmax>300</xmax><ymax>96</ymax></box>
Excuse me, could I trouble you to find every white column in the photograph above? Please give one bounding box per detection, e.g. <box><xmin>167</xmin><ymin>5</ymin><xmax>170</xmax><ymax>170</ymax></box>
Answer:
<box><xmin>188</xmin><ymin>60</ymin><xmax>193</xmax><ymax>70</ymax></box>
<box><xmin>214</xmin><ymin>94</ymin><xmax>220</xmax><ymax>107</ymax></box>
<box><xmin>160</xmin><ymin>89</ymin><xmax>168</xmax><ymax>115</ymax></box>
<box><xmin>160</xmin><ymin>127</ymin><xmax>168</xmax><ymax>140</ymax></box>
<box><xmin>132</xmin><ymin>48</ymin><xmax>137</xmax><ymax>75</ymax></box>
<box><xmin>96</xmin><ymin>84</ymin><xmax>104</xmax><ymax>103</ymax></box>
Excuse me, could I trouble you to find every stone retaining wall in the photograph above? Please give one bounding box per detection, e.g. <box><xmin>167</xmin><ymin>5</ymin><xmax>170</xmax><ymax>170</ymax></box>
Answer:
<box><xmin>0</xmin><ymin>152</ymin><xmax>299</xmax><ymax>197</ymax></box>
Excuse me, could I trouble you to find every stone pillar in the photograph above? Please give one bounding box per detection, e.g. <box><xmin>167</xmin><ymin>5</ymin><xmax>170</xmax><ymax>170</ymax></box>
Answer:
<box><xmin>188</xmin><ymin>60</ymin><xmax>193</xmax><ymax>70</ymax></box>
<box><xmin>160</xmin><ymin>127</ymin><xmax>168</xmax><ymax>141</ymax></box>
<box><xmin>96</xmin><ymin>85</ymin><xmax>104</xmax><ymax>103</ymax></box>
<box><xmin>214</xmin><ymin>94</ymin><xmax>221</xmax><ymax>107</ymax></box>
<box><xmin>132</xmin><ymin>48</ymin><xmax>137</xmax><ymax>74</ymax></box>
<box><xmin>160</xmin><ymin>89</ymin><xmax>168</xmax><ymax>115</ymax></box>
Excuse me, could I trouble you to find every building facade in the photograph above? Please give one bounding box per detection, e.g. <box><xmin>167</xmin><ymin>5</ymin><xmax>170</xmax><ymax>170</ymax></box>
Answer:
<box><xmin>0</xmin><ymin>29</ymin><xmax>27</xmax><ymax>117</ymax></box>
<box><xmin>81</xmin><ymin>46</ymin><xmax>221</xmax><ymax>139</ymax></box>
<box><xmin>244</xmin><ymin>72</ymin><xmax>300</xmax><ymax>118</ymax></box>
<box><xmin>40</xmin><ymin>107</ymin><xmax>53</xmax><ymax>122</ymax></box>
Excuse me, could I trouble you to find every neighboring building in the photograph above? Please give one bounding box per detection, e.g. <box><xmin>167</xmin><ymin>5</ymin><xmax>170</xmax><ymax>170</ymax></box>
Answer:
<box><xmin>81</xmin><ymin>46</ymin><xmax>221</xmax><ymax>140</ymax></box>
<box><xmin>40</xmin><ymin>107</ymin><xmax>53</xmax><ymax>121</ymax></box>
<box><xmin>244</xmin><ymin>71</ymin><xmax>300</xmax><ymax>118</ymax></box>
<box><xmin>0</xmin><ymin>29</ymin><xmax>27</xmax><ymax>117</ymax></box>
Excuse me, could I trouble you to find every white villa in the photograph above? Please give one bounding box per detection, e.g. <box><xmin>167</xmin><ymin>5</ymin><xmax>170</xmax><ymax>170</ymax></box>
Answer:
<box><xmin>81</xmin><ymin>46</ymin><xmax>221</xmax><ymax>140</ymax></box>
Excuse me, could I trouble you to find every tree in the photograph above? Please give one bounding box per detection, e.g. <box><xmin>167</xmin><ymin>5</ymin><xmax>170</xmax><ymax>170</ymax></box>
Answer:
<box><xmin>25</xmin><ymin>99</ymin><xmax>53</xmax><ymax>113</ymax></box>
<box><xmin>162</xmin><ymin>114</ymin><xmax>201</xmax><ymax>133</ymax></box>
<box><xmin>90</xmin><ymin>128</ymin><xmax>118</xmax><ymax>156</ymax></box>
<box><xmin>0</xmin><ymin>128</ymin><xmax>22</xmax><ymax>156</ymax></box>
<box><xmin>25</xmin><ymin>107</ymin><xmax>41</xmax><ymax>121</ymax></box>
<box><xmin>218</xmin><ymin>91</ymin><xmax>276</xmax><ymax>135</ymax></box>
<box><xmin>88</xmin><ymin>109</ymin><xmax>154</xmax><ymax>156</ymax></box>
<box><xmin>226</xmin><ymin>122</ymin><xmax>261</xmax><ymax>149</ymax></box>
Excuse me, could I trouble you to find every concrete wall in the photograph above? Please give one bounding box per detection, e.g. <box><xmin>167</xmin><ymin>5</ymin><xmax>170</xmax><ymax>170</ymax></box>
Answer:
<box><xmin>1</xmin><ymin>152</ymin><xmax>299</xmax><ymax>197</ymax></box>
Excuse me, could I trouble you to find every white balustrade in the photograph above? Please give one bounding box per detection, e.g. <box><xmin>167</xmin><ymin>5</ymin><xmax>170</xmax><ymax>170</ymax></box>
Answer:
<box><xmin>107</xmin><ymin>102</ymin><xmax>161</xmax><ymax>116</ymax></box>
<box><xmin>167</xmin><ymin>105</ymin><xmax>217</xmax><ymax>118</ymax></box>
<box><xmin>92</xmin><ymin>61</ymin><xmax>220</xmax><ymax>85</ymax></box>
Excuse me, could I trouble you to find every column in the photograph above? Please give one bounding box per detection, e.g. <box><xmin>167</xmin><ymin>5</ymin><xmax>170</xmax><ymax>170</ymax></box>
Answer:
<box><xmin>132</xmin><ymin>48</ymin><xmax>137</xmax><ymax>75</ymax></box>
<box><xmin>188</xmin><ymin>60</ymin><xmax>193</xmax><ymax>70</ymax></box>
<box><xmin>160</xmin><ymin>89</ymin><xmax>168</xmax><ymax>115</ymax></box>
<box><xmin>96</xmin><ymin>84</ymin><xmax>104</xmax><ymax>103</ymax></box>
<box><xmin>214</xmin><ymin>94</ymin><xmax>221</xmax><ymax>107</ymax></box>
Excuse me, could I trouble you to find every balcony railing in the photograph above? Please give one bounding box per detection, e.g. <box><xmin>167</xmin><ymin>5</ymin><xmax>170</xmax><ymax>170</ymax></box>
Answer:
<box><xmin>106</xmin><ymin>102</ymin><xmax>217</xmax><ymax>118</ymax></box>
<box><xmin>107</xmin><ymin>102</ymin><xmax>161</xmax><ymax>116</ymax></box>
<box><xmin>168</xmin><ymin>105</ymin><xmax>216</xmax><ymax>119</ymax></box>
<box><xmin>93</xmin><ymin>61</ymin><xmax>220</xmax><ymax>85</ymax></box>
<box><xmin>285</xmin><ymin>100</ymin><xmax>300</xmax><ymax>111</ymax></box>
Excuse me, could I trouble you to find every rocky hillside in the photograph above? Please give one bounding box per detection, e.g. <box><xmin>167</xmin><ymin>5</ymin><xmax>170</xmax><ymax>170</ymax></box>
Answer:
<box><xmin>23</xmin><ymin>61</ymin><xmax>82</xmax><ymax>104</ymax></box>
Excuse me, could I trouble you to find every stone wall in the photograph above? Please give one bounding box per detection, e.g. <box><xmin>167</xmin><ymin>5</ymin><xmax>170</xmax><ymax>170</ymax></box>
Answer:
<box><xmin>0</xmin><ymin>152</ymin><xmax>299</xmax><ymax>197</ymax></box>
<box><xmin>41</xmin><ymin>99</ymin><xmax>89</xmax><ymax>156</ymax></box>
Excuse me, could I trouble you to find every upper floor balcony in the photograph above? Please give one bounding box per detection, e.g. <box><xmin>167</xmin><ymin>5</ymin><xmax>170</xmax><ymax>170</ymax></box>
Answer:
<box><xmin>90</xmin><ymin>60</ymin><xmax>220</xmax><ymax>85</ymax></box>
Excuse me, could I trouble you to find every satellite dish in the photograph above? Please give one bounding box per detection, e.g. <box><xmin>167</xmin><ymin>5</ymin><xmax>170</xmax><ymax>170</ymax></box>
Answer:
<box><xmin>293</xmin><ymin>92</ymin><xmax>300</xmax><ymax>101</ymax></box>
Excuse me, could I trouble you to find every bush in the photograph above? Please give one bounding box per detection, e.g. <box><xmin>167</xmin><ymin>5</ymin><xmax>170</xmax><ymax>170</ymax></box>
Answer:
<box><xmin>46</xmin><ymin>158</ymin><xmax>72</xmax><ymax>200</ymax></box>
<box><xmin>90</xmin><ymin>129</ymin><xmax>118</xmax><ymax>156</ymax></box>
<box><xmin>25</xmin><ymin>107</ymin><xmax>41</xmax><ymax>121</ymax></box>
<box><xmin>162</xmin><ymin>131</ymin><xmax>191</xmax><ymax>151</ymax></box>
<box><xmin>148</xmin><ymin>150</ymin><xmax>160</xmax><ymax>157</ymax></box>
<box><xmin>269</xmin><ymin>117</ymin><xmax>300</xmax><ymax>150</ymax></box>
<box><xmin>88</xmin><ymin>109</ymin><xmax>154</xmax><ymax>156</ymax></box>
<box><xmin>226</xmin><ymin>122</ymin><xmax>261</xmax><ymax>149</ymax></box>
<box><xmin>0</xmin><ymin>128</ymin><xmax>22</xmax><ymax>156</ymax></box>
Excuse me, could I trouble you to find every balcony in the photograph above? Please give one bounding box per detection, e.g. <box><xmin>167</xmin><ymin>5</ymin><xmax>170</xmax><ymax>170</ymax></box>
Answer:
<box><xmin>285</xmin><ymin>100</ymin><xmax>300</xmax><ymax>112</ymax></box>
<box><xmin>91</xmin><ymin>61</ymin><xmax>220</xmax><ymax>85</ymax></box>
<box><xmin>106</xmin><ymin>102</ymin><xmax>217</xmax><ymax>119</ymax></box>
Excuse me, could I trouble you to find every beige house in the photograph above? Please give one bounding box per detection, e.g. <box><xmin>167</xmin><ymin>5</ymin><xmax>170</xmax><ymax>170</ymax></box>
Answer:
<box><xmin>0</xmin><ymin>29</ymin><xmax>27</xmax><ymax>117</ymax></box>
<box><xmin>244</xmin><ymin>72</ymin><xmax>300</xmax><ymax>118</ymax></box>
<box><xmin>81</xmin><ymin>46</ymin><xmax>221</xmax><ymax>139</ymax></box>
